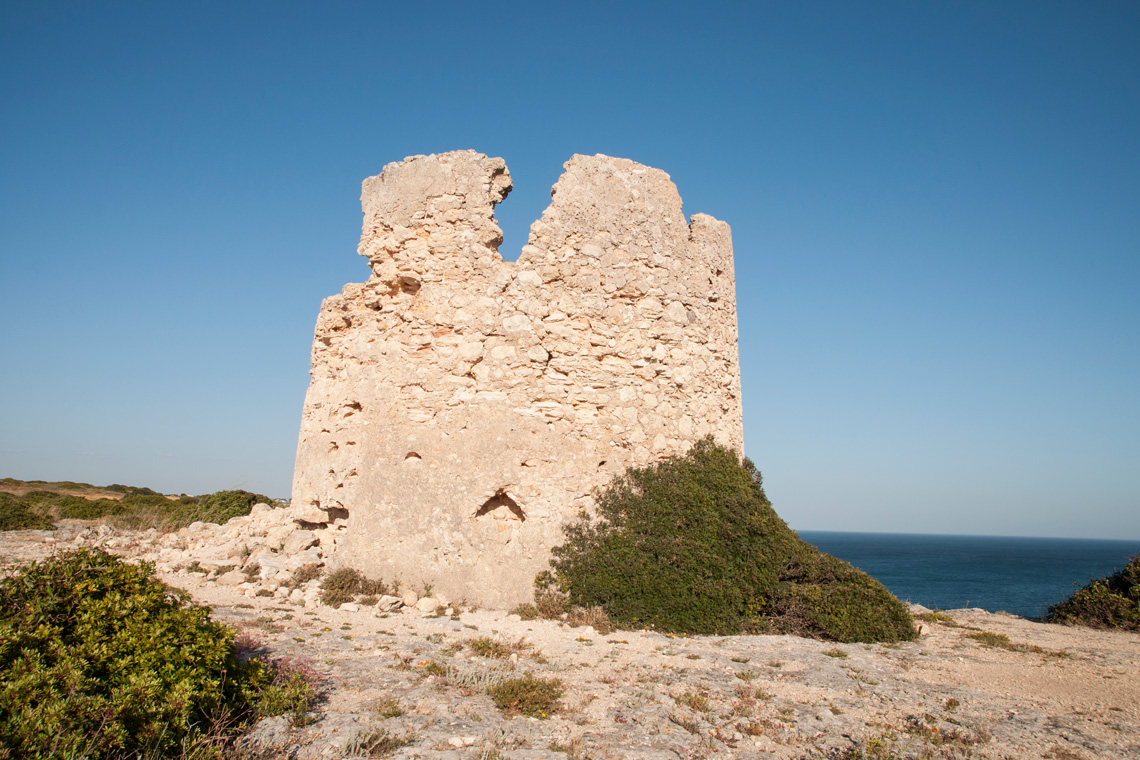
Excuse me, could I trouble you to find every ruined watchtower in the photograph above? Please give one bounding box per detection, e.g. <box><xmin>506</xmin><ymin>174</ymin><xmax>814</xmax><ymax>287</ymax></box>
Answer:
<box><xmin>292</xmin><ymin>151</ymin><xmax>743</xmax><ymax>607</ymax></box>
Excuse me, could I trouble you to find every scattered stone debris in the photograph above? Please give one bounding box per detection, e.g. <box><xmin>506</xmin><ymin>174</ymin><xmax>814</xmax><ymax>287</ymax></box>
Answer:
<box><xmin>3</xmin><ymin>520</ymin><xmax>1138</xmax><ymax>759</ymax></box>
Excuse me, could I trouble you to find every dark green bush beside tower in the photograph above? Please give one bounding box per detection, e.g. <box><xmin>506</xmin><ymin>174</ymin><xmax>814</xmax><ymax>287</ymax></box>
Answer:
<box><xmin>0</xmin><ymin>550</ymin><xmax>276</xmax><ymax>759</ymax></box>
<box><xmin>1047</xmin><ymin>554</ymin><xmax>1139</xmax><ymax>631</ymax></box>
<box><xmin>546</xmin><ymin>438</ymin><xmax>916</xmax><ymax>643</ymax></box>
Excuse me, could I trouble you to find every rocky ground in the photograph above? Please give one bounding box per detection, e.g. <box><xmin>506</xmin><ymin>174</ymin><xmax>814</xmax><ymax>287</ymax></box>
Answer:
<box><xmin>2</xmin><ymin>512</ymin><xmax>1137</xmax><ymax>760</ymax></box>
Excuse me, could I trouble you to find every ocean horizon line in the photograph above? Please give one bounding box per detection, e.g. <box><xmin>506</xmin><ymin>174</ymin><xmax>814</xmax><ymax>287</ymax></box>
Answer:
<box><xmin>796</xmin><ymin>528</ymin><xmax>1140</xmax><ymax>545</ymax></box>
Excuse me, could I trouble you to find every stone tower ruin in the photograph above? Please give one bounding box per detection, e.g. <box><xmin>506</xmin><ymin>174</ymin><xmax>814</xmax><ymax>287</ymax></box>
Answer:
<box><xmin>292</xmin><ymin>150</ymin><xmax>743</xmax><ymax>608</ymax></box>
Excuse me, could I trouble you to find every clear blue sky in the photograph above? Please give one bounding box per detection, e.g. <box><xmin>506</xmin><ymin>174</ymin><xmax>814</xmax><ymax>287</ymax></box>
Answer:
<box><xmin>2</xmin><ymin>1</ymin><xmax>1137</xmax><ymax>539</ymax></box>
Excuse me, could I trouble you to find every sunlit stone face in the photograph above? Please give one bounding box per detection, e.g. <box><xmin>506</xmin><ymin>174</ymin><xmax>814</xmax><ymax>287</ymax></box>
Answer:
<box><xmin>292</xmin><ymin>150</ymin><xmax>743</xmax><ymax>607</ymax></box>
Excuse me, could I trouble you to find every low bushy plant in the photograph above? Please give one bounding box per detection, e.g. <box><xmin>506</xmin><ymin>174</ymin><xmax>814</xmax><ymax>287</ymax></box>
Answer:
<box><xmin>290</xmin><ymin>563</ymin><xmax>324</xmax><ymax>587</ymax></box>
<box><xmin>467</xmin><ymin>636</ymin><xmax>515</xmax><ymax>659</ymax></box>
<box><xmin>0</xmin><ymin>550</ymin><xmax>310</xmax><ymax>758</ymax></box>
<box><xmin>165</xmin><ymin>489</ymin><xmax>276</xmax><ymax>529</ymax></box>
<box><xmin>487</xmin><ymin>674</ymin><xmax>563</xmax><ymax>717</ymax></box>
<box><xmin>510</xmin><ymin>602</ymin><xmax>539</xmax><ymax>620</ymax></box>
<box><xmin>254</xmin><ymin>656</ymin><xmax>322</xmax><ymax>723</ymax></box>
<box><xmin>319</xmin><ymin>568</ymin><xmax>389</xmax><ymax>607</ymax></box>
<box><xmin>533</xmin><ymin>585</ymin><xmax>569</xmax><ymax>619</ymax></box>
<box><xmin>565</xmin><ymin>604</ymin><xmax>614</xmax><ymax>634</ymax></box>
<box><xmin>345</xmin><ymin>729</ymin><xmax>415</xmax><ymax>758</ymax></box>
<box><xmin>545</xmin><ymin>438</ymin><xmax>916</xmax><ymax>643</ymax></box>
<box><xmin>1047</xmin><ymin>554</ymin><xmax>1140</xmax><ymax>631</ymax></box>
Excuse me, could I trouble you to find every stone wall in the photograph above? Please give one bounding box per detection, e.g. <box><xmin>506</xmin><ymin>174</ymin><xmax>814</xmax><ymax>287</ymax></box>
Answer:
<box><xmin>291</xmin><ymin>150</ymin><xmax>743</xmax><ymax>608</ymax></box>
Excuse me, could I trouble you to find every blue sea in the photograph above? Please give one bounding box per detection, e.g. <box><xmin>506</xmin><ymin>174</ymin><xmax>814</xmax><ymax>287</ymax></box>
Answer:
<box><xmin>798</xmin><ymin>531</ymin><xmax>1140</xmax><ymax>619</ymax></box>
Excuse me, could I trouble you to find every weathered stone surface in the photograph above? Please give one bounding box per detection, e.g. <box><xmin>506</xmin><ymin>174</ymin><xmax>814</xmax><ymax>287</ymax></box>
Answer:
<box><xmin>292</xmin><ymin>150</ymin><xmax>744</xmax><ymax>608</ymax></box>
<box><xmin>375</xmin><ymin>594</ymin><xmax>403</xmax><ymax>612</ymax></box>
<box><xmin>415</xmin><ymin>596</ymin><xmax>441</xmax><ymax>613</ymax></box>
<box><xmin>216</xmin><ymin>569</ymin><xmax>246</xmax><ymax>586</ymax></box>
<box><xmin>281</xmin><ymin>529</ymin><xmax>316</xmax><ymax>555</ymax></box>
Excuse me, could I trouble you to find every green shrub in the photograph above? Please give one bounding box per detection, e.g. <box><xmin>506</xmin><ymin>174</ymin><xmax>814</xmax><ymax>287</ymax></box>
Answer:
<box><xmin>345</xmin><ymin>729</ymin><xmax>415</xmax><ymax>757</ymax></box>
<box><xmin>106</xmin><ymin>484</ymin><xmax>163</xmax><ymax>497</ymax></box>
<box><xmin>486</xmin><ymin>674</ymin><xmax>563</xmax><ymax>717</ymax></box>
<box><xmin>545</xmin><ymin>438</ymin><xmax>916</xmax><ymax>643</ymax></box>
<box><xmin>511</xmin><ymin>602</ymin><xmax>539</xmax><ymax>620</ymax></box>
<box><xmin>914</xmin><ymin>610</ymin><xmax>958</xmax><ymax>626</ymax></box>
<box><xmin>1047</xmin><ymin>555</ymin><xmax>1140</xmax><ymax>631</ymax></box>
<box><xmin>16</xmin><ymin>490</ymin><xmax>124</xmax><ymax>521</ymax></box>
<box><xmin>565</xmin><ymin>604</ymin><xmax>614</xmax><ymax>634</ymax></box>
<box><xmin>1</xmin><ymin>487</ymin><xmax>167</xmax><ymax>527</ymax></box>
<box><xmin>534</xmin><ymin>587</ymin><xmax>569</xmax><ymax>619</ymax></box>
<box><xmin>467</xmin><ymin>636</ymin><xmax>513</xmax><ymax>659</ymax></box>
<box><xmin>0</xmin><ymin>493</ymin><xmax>53</xmax><ymax>531</ymax></box>
<box><xmin>319</xmin><ymin>568</ymin><xmax>389</xmax><ymax>607</ymax></box>
<box><xmin>120</xmin><ymin>491</ymin><xmax>182</xmax><ymax>511</ymax></box>
<box><xmin>0</xmin><ymin>550</ymin><xmax>302</xmax><ymax>758</ymax></box>
<box><xmin>291</xmin><ymin>563</ymin><xmax>324</xmax><ymax>586</ymax></box>
<box><xmin>0</xmin><ymin>480</ymin><xmax>281</xmax><ymax>533</ymax></box>
<box><xmin>166</xmin><ymin>489</ymin><xmax>275</xmax><ymax>529</ymax></box>
<box><xmin>254</xmin><ymin>656</ymin><xmax>321</xmax><ymax>723</ymax></box>
<box><xmin>466</xmin><ymin>636</ymin><xmax>531</xmax><ymax>660</ymax></box>
<box><xmin>673</xmin><ymin>690</ymin><xmax>710</xmax><ymax>712</ymax></box>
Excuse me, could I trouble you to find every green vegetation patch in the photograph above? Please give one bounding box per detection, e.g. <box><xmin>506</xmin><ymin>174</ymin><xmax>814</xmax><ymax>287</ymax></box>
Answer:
<box><xmin>319</xmin><ymin>568</ymin><xmax>389</xmax><ymax>607</ymax></box>
<box><xmin>544</xmin><ymin>438</ymin><xmax>917</xmax><ymax>643</ymax></box>
<box><xmin>1047</xmin><ymin>554</ymin><xmax>1140</xmax><ymax>631</ymax></box>
<box><xmin>0</xmin><ymin>492</ymin><xmax>54</xmax><ymax>531</ymax></box>
<box><xmin>0</xmin><ymin>479</ymin><xmax>278</xmax><ymax>532</ymax></box>
<box><xmin>0</xmin><ymin>550</ymin><xmax>315</xmax><ymax>759</ymax></box>
<box><xmin>965</xmin><ymin>630</ymin><xmax>1067</xmax><ymax>657</ymax></box>
<box><xmin>172</xmin><ymin>489</ymin><xmax>276</xmax><ymax>528</ymax></box>
<box><xmin>914</xmin><ymin>610</ymin><xmax>959</xmax><ymax>627</ymax></box>
<box><xmin>487</xmin><ymin>674</ymin><xmax>563</xmax><ymax>717</ymax></box>
<box><xmin>345</xmin><ymin>729</ymin><xmax>415</xmax><ymax>758</ymax></box>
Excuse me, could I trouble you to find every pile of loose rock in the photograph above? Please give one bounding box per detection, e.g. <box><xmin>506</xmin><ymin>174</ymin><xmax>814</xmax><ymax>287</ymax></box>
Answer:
<box><xmin>73</xmin><ymin>504</ymin><xmax>453</xmax><ymax>614</ymax></box>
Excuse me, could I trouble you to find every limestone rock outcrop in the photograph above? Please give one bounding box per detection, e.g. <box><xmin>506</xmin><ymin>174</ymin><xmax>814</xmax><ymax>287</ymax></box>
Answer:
<box><xmin>291</xmin><ymin>150</ymin><xmax>743</xmax><ymax>607</ymax></box>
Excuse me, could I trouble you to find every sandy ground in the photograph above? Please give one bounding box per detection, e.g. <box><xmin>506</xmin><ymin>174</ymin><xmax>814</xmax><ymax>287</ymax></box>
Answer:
<box><xmin>2</xmin><ymin>525</ymin><xmax>1137</xmax><ymax>760</ymax></box>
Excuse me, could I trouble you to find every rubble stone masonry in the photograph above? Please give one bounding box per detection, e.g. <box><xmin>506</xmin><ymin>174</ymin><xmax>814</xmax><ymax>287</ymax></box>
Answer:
<box><xmin>292</xmin><ymin>150</ymin><xmax>743</xmax><ymax>607</ymax></box>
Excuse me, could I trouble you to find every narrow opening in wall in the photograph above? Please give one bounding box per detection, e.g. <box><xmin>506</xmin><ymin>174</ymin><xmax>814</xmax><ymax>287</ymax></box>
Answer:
<box><xmin>474</xmin><ymin>490</ymin><xmax>526</xmax><ymax>521</ymax></box>
<box><xmin>492</xmin><ymin>163</ymin><xmax>563</xmax><ymax>263</ymax></box>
